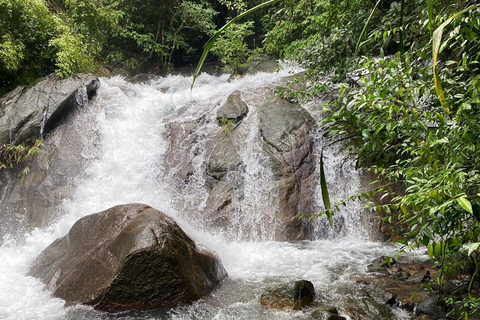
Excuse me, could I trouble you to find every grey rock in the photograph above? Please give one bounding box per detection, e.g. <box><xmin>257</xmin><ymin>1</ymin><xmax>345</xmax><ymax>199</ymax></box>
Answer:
<box><xmin>216</xmin><ymin>90</ymin><xmax>248</xmax><ymax>123</ymax></box>
<box><xmin>0</xmin><ymin>74</ymin><xmax>100</xmax><ymax>240</ymax></box>
<box><xmin>363</xmin><ymin>284</ymin><xmax>396</xmax><ymax>306</ymax></box>
<box><xmin>28</xmin><ymin>204</ymin><xmax>227</xmax><ymax>312</ymax></box>
<box><xmin>346</xmin><ymin>297</ymin><xmax>395</xmax><ymax>320</ymax></box>
<box><xmin>415</xmin><ymin>296</ymin><xmax>446</xmax><ymax>319</ymax></box>
<box><xmin>0</xmin><ymin>73</ymin><xmax>99</xmax><ymax>145</ymax></box>
<box><xmin>164</xmin><ymin>92</ymin><xmax>317</xmax><ymax>241</ymax></box>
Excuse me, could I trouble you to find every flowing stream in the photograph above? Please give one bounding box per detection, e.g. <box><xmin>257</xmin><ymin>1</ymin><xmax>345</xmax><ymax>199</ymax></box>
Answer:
<box><xmin>0</xmin><ymin>68</ymin><xmax>409</xmax><ymax>320</ymax></box>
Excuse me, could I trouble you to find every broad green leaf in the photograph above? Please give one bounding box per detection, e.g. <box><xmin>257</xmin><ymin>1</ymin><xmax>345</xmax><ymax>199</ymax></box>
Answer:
<box><xmin>467</xmin><ymin>243</ymin><xmax>480</xmax><ymax>256</ymax></box>
<box><xmin>457</xmin><ymin>196</ymin><xmax>473</xmax><ymax>214</ymax></box>
<box><xmin>320</xmin><ymin>149</ymin><xmax>333</xmax><ymax>228</ymax></box>
<box><xmin>427</xmin><ymin>242</ymin><xmax>434</xmax><ymax>259</ymax></box>
<box><xmin>191</xmin><ymin>0</ymin><xmax>283</xmax><ymax>89</ymax></box>
<box><xmin>434</xmin><ymin>242</ymin><xmax>443</xmax><ymax>258</ymax></box>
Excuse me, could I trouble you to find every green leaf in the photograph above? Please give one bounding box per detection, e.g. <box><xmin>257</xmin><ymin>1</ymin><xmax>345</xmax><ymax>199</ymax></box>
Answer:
<box><xmin>467</xmin><ymin>243</ymin><xmax>480</xmax><ymax>256</ymax></box>
<box><xmin>427</xmin><ymin>242</ymin><xmax>434</xmax><ymax>259</ymax></box>
<box><xmin>427</xmin><ymin>0</ymin><xmax>433</xmax><ymax>32</ymax></box>
<box><xmin>457</xmin><ymin>196</ymin><xmax>473</xmax><ymax>214</ymax></box>
<box><xmin>320</xmin><ymin>149</ymin><xmax>333</xmax><ymax>228</ymax></box>
<box><xmin>432</xmin><ymin>4</ymin><xmax>480</xmax><ymax>107</ymax></box>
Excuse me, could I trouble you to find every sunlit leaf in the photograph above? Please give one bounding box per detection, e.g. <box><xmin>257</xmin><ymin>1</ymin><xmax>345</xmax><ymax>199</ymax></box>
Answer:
<box><xmin>457</xmin><ymin>196</ymin><xmax>473</xmax><ymax>214</ymax></box>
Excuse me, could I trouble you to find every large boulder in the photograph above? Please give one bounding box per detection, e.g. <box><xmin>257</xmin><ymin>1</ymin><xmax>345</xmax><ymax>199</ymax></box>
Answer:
<box><xmin>28</xmin><ymin>204</ymin><xmax>227</xmax><ymax>312</ymax></box>
<box><xmin>260</xmin><ymin>280</ymin><xmax>315</xmax><ymax>311</ymax></box>
<box><xmin>164</xmin><ymin>89</ymin><xmax>317</xmax><ymax>241</ymax></box>
<box><xmin>0</xmin><ymin>74</ymin><xmax>100</xmax><ymax>240</ymax></box>
<box><xmin>0</xmin><ymin>73</ymin><xmax>99</xmax><ymax>145</ymax></box>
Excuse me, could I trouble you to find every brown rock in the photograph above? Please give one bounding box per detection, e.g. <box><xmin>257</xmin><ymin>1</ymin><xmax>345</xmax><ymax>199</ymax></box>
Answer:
<box><xmin>260</xmin><ymin>280</ymin><xmax>315</xmax><ymax>311</ymax></box>
<box><xmin>28</xmin><ymin>204</ymin><xmax>227</xmax><ymax>312</ymax></box>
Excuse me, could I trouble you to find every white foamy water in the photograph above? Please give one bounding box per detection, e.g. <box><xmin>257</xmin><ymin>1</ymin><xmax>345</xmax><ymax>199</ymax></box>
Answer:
<box><xmin>0</xmin><ymin>68</ymin><xmax>403</xmax><ymax>320</ymax></box>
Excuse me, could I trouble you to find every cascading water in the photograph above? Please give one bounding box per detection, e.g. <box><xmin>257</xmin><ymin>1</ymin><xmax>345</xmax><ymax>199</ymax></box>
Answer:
<box><xmin>0</xmin><ymin>68</ymin><xmax>410</xmax><ymax>320</ymax></box>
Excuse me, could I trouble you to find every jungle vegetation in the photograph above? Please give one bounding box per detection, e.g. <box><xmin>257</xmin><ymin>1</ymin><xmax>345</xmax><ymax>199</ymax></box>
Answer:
<box><xmin>1</xmin><ymin>0</ymin><xmax>480</xmax><ymax>317</ymax></box>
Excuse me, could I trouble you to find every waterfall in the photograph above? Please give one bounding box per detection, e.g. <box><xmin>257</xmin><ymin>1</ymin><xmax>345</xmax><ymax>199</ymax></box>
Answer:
<box><xmin>0</xmin><ymin>69</ymin><xmax>401</xmax><ymax>320</ymax></box>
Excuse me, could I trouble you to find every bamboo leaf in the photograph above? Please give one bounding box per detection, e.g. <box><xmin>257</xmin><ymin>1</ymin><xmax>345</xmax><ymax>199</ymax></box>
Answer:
<box><xmin>191</xmin><ymin>0</ymin><xmax>283</xmax><ymax>89</ymax></box>
<box><xmin>432</xmin><ymin>4</ymin><xmax>480</xmax><ymax>107</ymax></box>
<box><xmin>355</xmin><ymin>0</ymin><xmax>382</xmax><ymax>57</ymax></box>
<box><xmin>320</xmin><ymin>149</ymin><xmax>333</xmax><ymax>228</ymax></box>
<box><xmin>457</xmin><ymin>196</ymin><xmax>473</xmax><ymax>214</ymax></box>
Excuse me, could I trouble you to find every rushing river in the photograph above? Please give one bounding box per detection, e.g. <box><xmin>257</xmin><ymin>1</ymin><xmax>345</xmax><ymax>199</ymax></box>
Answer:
<box><xmin>0</xmin><ymin>68</ymin><xmax>407</xmax><ymax>319</ymax></box>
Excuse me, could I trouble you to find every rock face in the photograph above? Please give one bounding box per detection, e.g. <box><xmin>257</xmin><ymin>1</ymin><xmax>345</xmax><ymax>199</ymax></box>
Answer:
<box><xmin>260</xmin><ymin>280</ymin><xmax>315</xmax><ymax>311</ymax></box>
<box><xmin>0</xmin><ymin>74</ymin><xmax>100</xmax><ymax>240</ymax></box>
<box><xmin>0</xmin><ymin>73</ymin><xmax>99</xmax><ymax>145</ymax></box>
<box><xmin>28</xmin><ymin>204</ymin><xmax>227</xmax><ymax>312</ymax></box>
<box><xmin>164</xmin><ymin>89</ymin><xmax>317</xmax><ymax>241</ymax></box>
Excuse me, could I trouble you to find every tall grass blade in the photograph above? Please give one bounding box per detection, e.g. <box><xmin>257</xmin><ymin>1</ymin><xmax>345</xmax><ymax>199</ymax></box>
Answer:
<box><xmin>191</xmin><ymin>0</ymin><xmax>283</xmax><ymax>90</ymax></box>
<box><xmin>354</xmin><ymin>0</ymin><xmax>382</xmax><ymax>57</ymax></box>
<box><xmin>427</xmin><ymin>0</ymin><xmax>433</xmax><ymax>33</ymax></box>
<box><xmin>320</xmin><ymin>149</ymin><xmax>333</xmax><ymax>228</ymax></box>
<box><xmin>432</xmin><ymin>4</ymin><xmax>480</xmax><ymax>108</ymax></box>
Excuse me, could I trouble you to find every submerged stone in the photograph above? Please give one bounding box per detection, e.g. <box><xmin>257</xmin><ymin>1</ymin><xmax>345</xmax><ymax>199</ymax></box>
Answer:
<box><xmin>312</xmin><ymin>306</ymin><xmax>346</xmax><ymax>320</ymax></box>
<box><xmin>28</xmin><ymin>204</ymin><xmax>227</xmax><ymax>312</ymax></box>
<box><xmin>260</xmin><ymin>280</ymin><xmax>315</xmax><ymax>311</ymax></box>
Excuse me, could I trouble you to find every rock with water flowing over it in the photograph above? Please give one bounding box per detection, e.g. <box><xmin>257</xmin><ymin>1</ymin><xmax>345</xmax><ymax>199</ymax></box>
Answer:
<box><xmin>28</xmin><ymin>204</ymin><xmax>227</xmax><ymax>312</ymax></box>
<box><xmin>260</xmin><ymin>280</ymin><xmax>315</xmax><ymax>311</ymax></box>
<box><xmin>165</xmin><ymin>88</ymin><xmax>317</xmax><ymax>241</ymax></box>
<box><xmin>311</xmin><ymin>306</ymin><xmax>346</xmax><ymax>320</ymax></box>
<box><xmin>0</xmin><ymin>73</ymin><xmax>99</xmax><ymax>145</ymax></box>
<box><xmin>0</xmin><ymin>74</ymin><xmax>100</xmax><ymax>240</ymax></box>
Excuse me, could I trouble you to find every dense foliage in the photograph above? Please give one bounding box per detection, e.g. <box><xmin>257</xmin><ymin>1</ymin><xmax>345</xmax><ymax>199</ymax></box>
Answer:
<box><xmin>0</xmin><ymin>0</ymin><xmax>246</xmax><ymax>94</ymax></box>
<box><xmin>314</xmin><ymin>1</ymin><xmax>480</xmax><ymax>317</ymax></box>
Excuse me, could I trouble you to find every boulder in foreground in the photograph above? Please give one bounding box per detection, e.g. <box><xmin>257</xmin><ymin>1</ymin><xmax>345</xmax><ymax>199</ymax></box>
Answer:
<box><xmin>28</xmin><ymin>203</ymin><xmax>227</xmax><ymax>312</ymax></box>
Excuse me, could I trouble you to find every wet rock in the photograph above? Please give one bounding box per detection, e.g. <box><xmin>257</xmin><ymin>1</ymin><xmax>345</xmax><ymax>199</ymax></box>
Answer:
<box><xmin>216</xmin><ymin>90</ymin><xmax>248</xmax><ymax>123</ymax></box>
<box><xmin>164</xmin><ymin>121</ymin><xmax>199</xmax><ymax>183</ymax></box>
<box><xmin>407</xmin><ymin>270</ymin><xmax>431</xmax><ymax>284</ymax></box>
<box><xmin>0</xmin><ymin>73</ymin><xmax>99</xmax><ymax>145</ymax></box>
<box><xmin>392</xmin><ymin>269</ymin><xmax>410</xmax><ymax>281</ymax></box>
<box><xmin>367</xmin><ymin>256</ymin><xmax>397</xmax><ymax>273</ymax></box>
<box><xmin>206</xmin><ymin>133</ymin><xmax>241</xmax><ymax>180</ymax></box>
<box><xmin>260</xmin><ymin>280</ymin><xmax>315</xmax><ymax>311</ymax></box>
<box><xmin>258</xmin><ymin>97</ymin><xmax>317</xmax><ymax>240</ymax></box>
<box><xmin>346</xmin><ymin>297</ymin><xmax>395</xmax><ymax>320</ymax></box>
<box><xmin>0</xmin><ymin>74</ymin><xmax>100</xmax><ymax>240</ymax></box>
<box><xmin>311</xmin><ymin>307</ymin><xmax>346</xmax><ymax>320</ymax></box>
<box><xmin>415</xmin><ymin>296</ymin><xmax>447</xmax><ymax>319</ymax></box>
<box><xmin>28</xmin><ymin>204</ymin><xmax>227</xmax><ymax>312</ymax></box>
<box><xmin>164</xmin><ymin>91</ymin><xmax>317</xmax><ymax>241</ymax></box>
<box><xmin>363</xmin><ymin>284</ymin><xmax>396</xmax><ymax>306</ymax></box>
